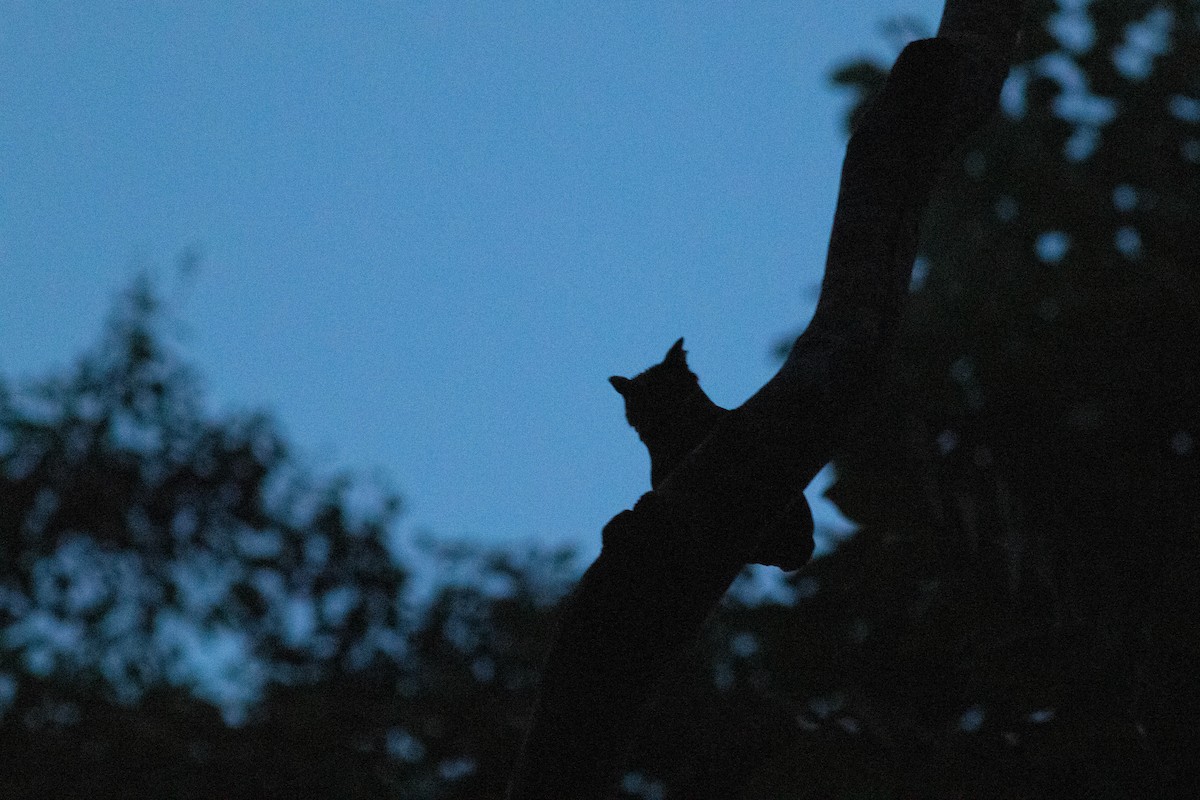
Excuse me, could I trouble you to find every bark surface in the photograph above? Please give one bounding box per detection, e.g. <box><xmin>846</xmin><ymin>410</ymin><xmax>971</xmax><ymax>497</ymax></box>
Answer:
<box><xmin>507</xmin><ymin>2</ymin><xmax>1026</xmax><ymax>797</ymax></box>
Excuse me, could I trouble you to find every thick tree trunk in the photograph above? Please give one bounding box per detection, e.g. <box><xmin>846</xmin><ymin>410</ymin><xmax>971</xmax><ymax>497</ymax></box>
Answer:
<box><xmin>507</xmin><ymin>2</ymin><xmax>1025</xmax><ymax>797</ymax></box>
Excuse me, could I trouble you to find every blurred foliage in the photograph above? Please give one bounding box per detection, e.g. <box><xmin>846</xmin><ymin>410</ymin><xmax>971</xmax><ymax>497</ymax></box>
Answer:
<box><xmin>0</xmin><ymin>276</ymin><xmax>571</xmax><ymax>798</ymax></box>
<box><xmin>777</xmin><ymin>0</ymin><xmax>1198</xmax><ymax>795</ymax></box>
<box><xmin>2</xmin><ymin>1</ymin><xmax>1198</xmax><ymax>797</ymax></box>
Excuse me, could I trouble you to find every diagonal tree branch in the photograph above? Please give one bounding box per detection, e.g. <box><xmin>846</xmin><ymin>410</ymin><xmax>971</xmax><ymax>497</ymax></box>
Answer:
<box><xmin>507</xmin><ymin>2</ymin><xmax>1026</xmax><ymax>797</ymax></box>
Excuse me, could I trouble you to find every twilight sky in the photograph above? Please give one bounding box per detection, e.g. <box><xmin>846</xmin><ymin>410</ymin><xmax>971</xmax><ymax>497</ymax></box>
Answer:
<box><xmin>1</xmin><ymin>2</ymin><xmax>944</xmax><ymax>566</ymax></box>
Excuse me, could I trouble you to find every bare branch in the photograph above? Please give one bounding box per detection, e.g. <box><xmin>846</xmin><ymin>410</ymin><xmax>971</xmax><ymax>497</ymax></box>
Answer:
<box><xmin>507</xmin><ymin>2</ymin><xmax>1025</xmax><ymax>797</ymax></box>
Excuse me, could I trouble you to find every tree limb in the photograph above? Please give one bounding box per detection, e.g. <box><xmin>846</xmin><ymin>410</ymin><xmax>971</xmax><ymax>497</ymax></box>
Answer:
<box><xmin>507</xmin><ymin>2</ymin><xmax>1025</xmax><ymax>797</ymax></box>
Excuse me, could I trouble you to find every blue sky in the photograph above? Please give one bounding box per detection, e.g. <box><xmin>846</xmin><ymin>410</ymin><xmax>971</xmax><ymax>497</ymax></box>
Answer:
<box><xmin>1</xmin><ymin>2</ymin><xmax>942</xmax><ymax>566</ymax></box>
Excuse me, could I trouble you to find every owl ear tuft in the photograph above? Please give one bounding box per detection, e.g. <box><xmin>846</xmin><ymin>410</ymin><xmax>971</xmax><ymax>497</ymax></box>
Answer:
<box><xmin>665</xmin><ymin>337</ymin><xmax>686</xmax><ymax>366</ymax></box>
<box><xmin>608</xmin><ymin>375</ymin><xmax>632</xmax><ymax>395</ymax></box>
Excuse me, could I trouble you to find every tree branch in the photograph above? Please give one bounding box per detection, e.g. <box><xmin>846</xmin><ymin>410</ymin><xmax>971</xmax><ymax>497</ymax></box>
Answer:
<box><xmin>507</xmin><ymin>2</ymin><xmax>1025</xmax><ymax>797</ymax></box>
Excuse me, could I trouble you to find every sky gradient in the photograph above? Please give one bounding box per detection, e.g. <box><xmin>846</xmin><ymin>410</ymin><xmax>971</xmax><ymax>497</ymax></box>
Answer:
<box><xmin>2</xmin><ymin>2</ymin><xmax>943</xmax><ymax>566</ymax></box>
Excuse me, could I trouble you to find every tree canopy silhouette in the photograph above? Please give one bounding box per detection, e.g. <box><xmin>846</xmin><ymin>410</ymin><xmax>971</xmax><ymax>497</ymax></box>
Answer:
<box><xmin>0</xmin><ymin>276</ymin><xmax>570</xmax><ymax>798</ymax></box>
<box><xmin>814</xmin><ymin>0</ymin><xmax>1200</xmax><ymax>792</ymax></box>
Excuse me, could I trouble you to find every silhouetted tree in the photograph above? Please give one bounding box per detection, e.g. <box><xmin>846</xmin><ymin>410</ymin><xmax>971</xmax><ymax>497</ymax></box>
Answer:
<box><xmin>0</xmin><ymin>275</ymin><xmax>400</xmax><ymax>795</ymax></box>
<box><xmin>731</xmin><ymin>0</ymin><xmax>1198</xmax><ymax>796</ymax></box>
<box><xmin>507</xmin><ymin>1</ymin><xmax>1028</xmax><ymax>797</ymax></box>
<box><xmin>0</xmin><ymin>276</ymin><xmax>575</xmax><ymax>799</ymax></box>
